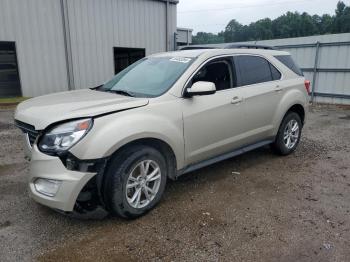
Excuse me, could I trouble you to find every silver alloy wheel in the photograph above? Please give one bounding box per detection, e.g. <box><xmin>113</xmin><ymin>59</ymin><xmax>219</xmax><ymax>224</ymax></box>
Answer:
<box><xmin>125</xmin><ymin>160</ymin><xmax>162</xmax><ymax>209</ymax></box>
<box><xmin>283</xmin><ymin>119</ymin><xmax>300</xmax><ymax>149</ymax></box>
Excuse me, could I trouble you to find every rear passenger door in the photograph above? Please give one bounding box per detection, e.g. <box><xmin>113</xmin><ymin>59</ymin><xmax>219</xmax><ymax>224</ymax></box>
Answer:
<box><xmin>233</xmin><ymin>55</ymin><xmax>283</xmax><ymax>144</ymax></box>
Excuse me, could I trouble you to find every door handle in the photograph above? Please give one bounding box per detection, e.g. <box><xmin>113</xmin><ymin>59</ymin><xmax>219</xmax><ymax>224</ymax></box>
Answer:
<box><xmin>275</xmin><ymin>85</ymin><xmax>283</xmax><ymax>92</ymax></box>
<box><xmin>231</xmin><ymin>96</ymin><xmax>243</xmax><ymax>104</ymax></box>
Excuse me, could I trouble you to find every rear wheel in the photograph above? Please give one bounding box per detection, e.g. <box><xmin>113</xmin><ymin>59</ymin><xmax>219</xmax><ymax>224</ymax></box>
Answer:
<box><xmin>272</xmin><ymin>112</ymin><xmax>302</xmax><ymax>155</ymax></box>
<box><xmin>103</xmin><ymin>145</ymin><xmax>167</xmax><ymax>219</ymax></box>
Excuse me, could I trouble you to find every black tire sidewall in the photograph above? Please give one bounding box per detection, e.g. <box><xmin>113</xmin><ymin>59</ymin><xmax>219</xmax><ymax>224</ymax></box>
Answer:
<box><xmin>104</xmin><ymin>146</ymin><xmax>167</xmax><ymax>218</ymax></box>
<box><xmin>274</xmin><ymin>112</ymin><xmax>302</xmax><ymax>155</ymax></box>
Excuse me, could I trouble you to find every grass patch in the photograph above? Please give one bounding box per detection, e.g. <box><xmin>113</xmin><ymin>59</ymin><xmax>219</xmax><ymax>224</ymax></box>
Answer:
<box><xmin>0</xmin><ymin>97</ymin><xmax>30</xmax><ymax>104</ymax></box>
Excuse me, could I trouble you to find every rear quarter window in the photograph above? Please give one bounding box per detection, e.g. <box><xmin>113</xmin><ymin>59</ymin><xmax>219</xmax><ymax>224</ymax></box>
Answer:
<box><xmin>270</xmin><ymin>63</ymin><xmax>281</xmax><ymax>80</ymax></box>
<box><xmin>274</xmin><ymin>55</ymin><xmax>303</xmax><ymax>76</ymax></box>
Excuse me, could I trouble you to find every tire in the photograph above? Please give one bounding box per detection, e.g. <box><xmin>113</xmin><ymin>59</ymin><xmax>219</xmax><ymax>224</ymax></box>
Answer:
<box><xmin>271</xmin><ymin>112</ymin><xmax>302</xmax><ymax>155</ymax></box>
<box><xmin>103</xmin><ymin>145</ymin><xmax>167</xmax><ymax>219</ymax></box>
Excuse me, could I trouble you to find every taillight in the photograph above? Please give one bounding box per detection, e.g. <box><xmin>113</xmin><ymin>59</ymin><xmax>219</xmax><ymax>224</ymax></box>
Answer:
<box><xmin>304</xmin><ymin>80</ymin><xmax>311</xmax><ymax>95</ymax></box>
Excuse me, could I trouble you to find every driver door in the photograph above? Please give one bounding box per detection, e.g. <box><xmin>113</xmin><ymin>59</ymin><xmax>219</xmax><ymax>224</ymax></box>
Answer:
<box><xmin>181</xmin><ymin>56</ymin><xmax>247</xmax><ymax>165</ymax></box>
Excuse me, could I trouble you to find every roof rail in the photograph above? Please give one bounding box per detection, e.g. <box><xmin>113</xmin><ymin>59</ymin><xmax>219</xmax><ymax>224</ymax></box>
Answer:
<box><xmin>180</xmin><ymin>46</ymin><xmax>217</xmax><ymax>50</ymax></box>
<box><xmin>180</xmin><ymin>44</ymin><xmax>275</xmax><ymax>51</ymax></box>
<box><xmin>224</xmin><ymin>44</ymin><xmax>275</xmax><ymax>50</ymax></box>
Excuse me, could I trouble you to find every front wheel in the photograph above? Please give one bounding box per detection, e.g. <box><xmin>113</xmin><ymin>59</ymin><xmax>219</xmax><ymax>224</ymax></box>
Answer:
<box><xmin>103</xmin><ymin>145</ymin><xmax>167</xmax><ymax>219</ymax></box>
<box><xmin>271</xmin><ymin>112</ymin><xmax>302</xmax><ymax>155</ymax></box>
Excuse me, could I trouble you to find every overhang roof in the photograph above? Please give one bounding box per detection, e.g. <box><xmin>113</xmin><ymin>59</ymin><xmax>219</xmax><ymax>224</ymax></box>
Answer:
<box><xmin>177</xmin><ymin>27</ymin><xmax>193</xmax><ymax>32</ymax></box>
<box><xmin>154</xmin><ymin>0</ymin><xmax>179</xmax><ymax>4</ymax></box>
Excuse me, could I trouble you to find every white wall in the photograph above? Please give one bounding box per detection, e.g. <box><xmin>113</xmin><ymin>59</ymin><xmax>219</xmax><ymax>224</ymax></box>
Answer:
<box><xmin>67</xmin><ymin>0</ymin><xmax>175</xmax><ymax>90</ymax></box>
<box><xmin>0</xmin><ymin>0</ymin><xmax>69</xmax><ymax>97</ymax></box>
<box><xmin>0</xmin><ymin>0</ymin><xmax>178</xmax><ymax>96</ymax></box>
<box><xmin>177</xmin><ymin>28</ymin><xmax>193</xmax><ymax>45</ymax></box>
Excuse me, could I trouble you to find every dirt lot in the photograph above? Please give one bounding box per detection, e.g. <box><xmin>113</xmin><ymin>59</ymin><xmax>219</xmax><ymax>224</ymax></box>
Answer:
<box><xmin>0</xmin><ymin>105</ymin><xmax>349</xmax><ymax>262</ymax></box>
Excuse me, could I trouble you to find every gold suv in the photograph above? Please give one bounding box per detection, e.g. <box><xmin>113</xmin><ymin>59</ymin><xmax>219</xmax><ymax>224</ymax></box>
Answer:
<box><xmin>15</xmin><ymin>47</ymin><xmax>309</xmax><ymax>218</ymax></box>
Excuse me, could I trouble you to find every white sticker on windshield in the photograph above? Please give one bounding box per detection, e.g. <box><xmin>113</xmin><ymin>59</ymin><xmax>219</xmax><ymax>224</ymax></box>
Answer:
<box><xmin>170</xmin><ymin>57</ymin><xmax>192</xmax><ymax>63</ymax></box>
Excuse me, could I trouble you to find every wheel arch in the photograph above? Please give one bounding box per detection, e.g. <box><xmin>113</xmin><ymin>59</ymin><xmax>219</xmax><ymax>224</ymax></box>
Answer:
<box><xmin>286</xmin><ymin>104</ymin><xmax>305</xmax><ymax>125</ymax></box>
<box><xmin>107</xmin><ymin>137</ymin><xmax>178</xmax><ymax>180</ymax></box>
<box><xmin>275</xmin><ymin>103</ymin><xmax>306</xmax><ymax>133</ymax></box>
<box><xmin>272</xmin><ymin>87</ymin><xmax>308</xmax><ymax>136</ymax></box>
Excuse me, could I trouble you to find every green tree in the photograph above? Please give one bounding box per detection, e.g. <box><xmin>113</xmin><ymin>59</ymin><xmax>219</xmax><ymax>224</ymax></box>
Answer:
<box><xmin>300</xmin><ymin>12</ymin><xmax>318</xmax><ymax>36</ymax></box>
<box><xmin>249</xmin><ymin>18</ymin><xmax>273</xmax><ymax>40</ymax></box>
<box><xmin>223</xmin><ymin>19</ymin><xmax>246</xmax><ymax>42</ymax></box>
<box><xmin>191</xmin><ymin>1</ymin><xmax>350</xmax><ymax>45</ymax></box>
<box><xmin>334</xmin><ymin>1</ymin><xmax>350</xmax><ymax>32</ymax></box>
<box><xmin>321</xmin><ymin>14</ymin><xmax>335</xmax><ymax>34</ymax></box>
<box><xmin>313</xmin><ymin>14</ymin><xmax>334</xmax><ymax>34</ymax></box>
<box><xmin>192</xmin><ymin>32</ymin><xmax>224</xmax><ymax>44</ymax></box>
<box><xmin>271</xmin><ymin>12</ymin><xmax>308</xmax><ymax>38</ymax></box>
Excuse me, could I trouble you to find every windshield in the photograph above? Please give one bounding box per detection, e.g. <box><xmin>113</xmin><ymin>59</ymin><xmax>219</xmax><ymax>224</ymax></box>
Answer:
<box><xmin>100</xmin><ymin>57</ymin><xmax>194</xmax><ymax>97</ymax></box>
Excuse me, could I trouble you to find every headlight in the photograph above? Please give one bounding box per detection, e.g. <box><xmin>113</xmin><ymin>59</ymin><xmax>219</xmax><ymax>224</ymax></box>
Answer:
<box><xmin>38</xmin><ymin>118</ymin><xmax>93</xmax><ymax>153</ymax></box>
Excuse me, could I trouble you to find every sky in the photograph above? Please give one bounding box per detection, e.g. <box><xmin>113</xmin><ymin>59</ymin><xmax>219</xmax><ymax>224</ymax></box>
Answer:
<box><xmin>177</xmin><ymin>0</ymin><xmax>350</xmax><ymax>34</ymax></box>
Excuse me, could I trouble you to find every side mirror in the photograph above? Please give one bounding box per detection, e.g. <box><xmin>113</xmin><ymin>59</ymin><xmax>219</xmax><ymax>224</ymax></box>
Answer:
<box><xmin>186</xmin><ymin>81</ymin><xmax>216</xmax><ymax>96</ymax></box>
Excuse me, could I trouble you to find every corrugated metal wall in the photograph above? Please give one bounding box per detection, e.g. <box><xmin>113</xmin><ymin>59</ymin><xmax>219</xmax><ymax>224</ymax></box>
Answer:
<box><xmin>168</xmin><ymin>2</ymin><xmax>177</xmax><ymax>50</ymax></box>
<box><xmin>0</xmin><ymin>0</ymin><xmax>69</xmax><ymax>97</ymax></box>
<box><xmin>67</xmin><ymin>0</ymin><xmax>177</xmax><ymax>90</ymax></box>
<box><xmin>0</xmin><ymin>0</ymin><xmax>177</xmax><ymax>96</ymax></box>
<box><xmin>189</xmin><ymin>33</ymin><xmax>350</xmax><ymax>105</ymax></box>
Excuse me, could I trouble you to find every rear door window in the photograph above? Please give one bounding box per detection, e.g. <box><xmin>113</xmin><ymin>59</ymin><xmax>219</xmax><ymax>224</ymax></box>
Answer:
<box><xmin>234</xmin><ymin>55</ymin><xmax>280</xmax><ymax>86</ymax></box>
<box><xmin>274</xmin><ymin>55</ymin><xmax>303</xmax><ymax>76</ymax></box>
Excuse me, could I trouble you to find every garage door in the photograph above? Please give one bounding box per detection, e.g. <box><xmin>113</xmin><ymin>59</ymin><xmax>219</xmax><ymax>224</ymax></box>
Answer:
<box><xmin>0</xmin><ymin>42</ymin><xmax>21</xmax><ymax>97</ymax></box>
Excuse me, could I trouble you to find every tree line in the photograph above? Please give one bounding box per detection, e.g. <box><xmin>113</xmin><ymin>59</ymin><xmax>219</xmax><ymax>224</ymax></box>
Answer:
<box><xmin>192</xmin><ymin>1</ymin><xmax>350</xmax><ymax>44</ymax></box>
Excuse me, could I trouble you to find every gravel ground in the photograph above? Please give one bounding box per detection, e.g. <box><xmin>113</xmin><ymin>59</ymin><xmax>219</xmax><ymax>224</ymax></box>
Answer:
<box><xmin>0</xmin><ymin>105</ymin><xmax>349</xmax><ymax>262</ymax></box>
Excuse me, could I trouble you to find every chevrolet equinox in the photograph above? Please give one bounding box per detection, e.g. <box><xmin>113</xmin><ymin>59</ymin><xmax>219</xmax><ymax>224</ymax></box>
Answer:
<box><xmin>15</xmin><ymin>47</ymin><xmax>309</xmax><ymax>218</ymax></box>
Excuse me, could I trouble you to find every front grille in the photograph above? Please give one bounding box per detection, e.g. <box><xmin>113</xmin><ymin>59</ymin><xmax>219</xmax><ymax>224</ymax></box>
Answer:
<box><xmin>15</xmin><ymin>120</ymin><xmax>40</xmax><ymax>146</ymax></box>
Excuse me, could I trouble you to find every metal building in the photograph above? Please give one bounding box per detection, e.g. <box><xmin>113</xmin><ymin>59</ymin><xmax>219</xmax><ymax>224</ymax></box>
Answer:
<box><xmin>0</xmin><ymin>0</ymin><xmax>178</xmax><ymax>97</ymax></box>
<box><xmin>176</xmin><ymin>27</ymin><xmax>193</xmax><ymax>47</ymax></box>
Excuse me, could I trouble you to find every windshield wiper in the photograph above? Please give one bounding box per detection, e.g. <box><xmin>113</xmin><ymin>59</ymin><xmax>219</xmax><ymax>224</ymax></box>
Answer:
<box><xmin>108</xmin><ymin>89</ymin><xmax>135</xmax><ymax>97</ymax></box>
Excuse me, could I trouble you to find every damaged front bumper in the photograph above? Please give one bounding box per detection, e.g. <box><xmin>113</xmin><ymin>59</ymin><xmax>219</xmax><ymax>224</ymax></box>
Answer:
<box><xmin>29</xmin><ymin>145</ymin><xmax>97</xmax><ymax>212</ymax></box>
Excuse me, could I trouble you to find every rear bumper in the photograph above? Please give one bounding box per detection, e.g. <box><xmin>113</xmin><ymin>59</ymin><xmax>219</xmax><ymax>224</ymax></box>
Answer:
<box><xmin>29</xmin><ymin>145</ymin><xmax>96</xmax><ymax>212</ymax></box>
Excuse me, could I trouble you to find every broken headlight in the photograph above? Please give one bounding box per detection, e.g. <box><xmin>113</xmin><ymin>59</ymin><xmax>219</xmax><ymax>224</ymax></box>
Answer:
<box><xmin>38</xmin><ymin>118</ymin><xmax>93</xmax><ymax>154</ymax></box>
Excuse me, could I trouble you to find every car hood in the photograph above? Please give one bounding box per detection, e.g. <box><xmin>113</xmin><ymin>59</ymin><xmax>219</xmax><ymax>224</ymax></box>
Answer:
<box><xmin>15</xmin><ymin>89</ymin><xmax>149</xmax><ymax>130</ymax></box>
